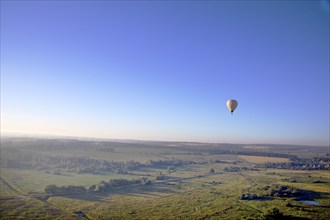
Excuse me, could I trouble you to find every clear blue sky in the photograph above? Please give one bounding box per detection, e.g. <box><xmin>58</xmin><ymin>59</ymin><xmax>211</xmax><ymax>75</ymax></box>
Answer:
<box><xmin>1</xmin><ymin>0</ymin><xmax>329</xmax><ymax>146</ymax></box>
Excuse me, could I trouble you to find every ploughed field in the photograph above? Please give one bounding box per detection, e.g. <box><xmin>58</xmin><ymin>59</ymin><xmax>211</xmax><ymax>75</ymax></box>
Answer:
<box><xmin>1</xmin><ymin>137</ymin><xmax>329</xmax><ymax>219</ymax></box>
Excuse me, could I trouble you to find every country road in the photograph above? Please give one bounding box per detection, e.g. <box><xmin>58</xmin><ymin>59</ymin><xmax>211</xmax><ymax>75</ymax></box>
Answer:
<box><xmin>0</xmin><ymin>177</ymin><xmax>28</xmax><ymax>200</ymax></box>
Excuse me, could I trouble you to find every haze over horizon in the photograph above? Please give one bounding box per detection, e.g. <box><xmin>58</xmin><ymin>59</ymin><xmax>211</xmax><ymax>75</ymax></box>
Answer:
<box><xmin>1</xmin><ymin>131</ymin><xmax>329</xmax><ymax>148</ymax></box>
<box><xmin>1</xmin><ymin>1</ymin><xmax>329</xmax><ymax>146</ymax></box>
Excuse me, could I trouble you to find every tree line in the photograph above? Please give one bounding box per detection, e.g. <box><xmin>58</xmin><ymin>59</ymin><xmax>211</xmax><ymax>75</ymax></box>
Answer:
<box><xmin>241</xmin><ymin>184</ymin><xmax>302</xmax><ymax>200</ymax></box>
<box><xmin>44</xmin><ymin>177</ymin><xmax>151</xmax><ymax>195</ymax></box>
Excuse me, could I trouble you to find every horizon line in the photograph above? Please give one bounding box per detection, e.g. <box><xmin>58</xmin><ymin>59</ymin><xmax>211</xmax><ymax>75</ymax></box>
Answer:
<box><xmin>1</xmin><ymin>131</ymin><xmax>329</xmax><ymax>148</ymax></box>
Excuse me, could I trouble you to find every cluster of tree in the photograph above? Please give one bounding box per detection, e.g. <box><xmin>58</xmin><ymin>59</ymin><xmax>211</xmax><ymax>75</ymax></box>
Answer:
<box><xmin>262</xmin><ymin>184</ymin><xmax>301</xmax><ymax>198</ymax></box>
<box><xmin>208</xmin><ymin>159</ymin><xmax>233</xmax><ymax>164</ymax></box>
<box><xmin>264</xmin><ymin>207</ymin><xmax>284</xmax><ymax>220</ymax></box>
<box><xmin>241</xmin><ymin>193</ymin><xmax>259</xmax><ymax>200</ymax></box>
<box><xmin>44</xmin><ymin>177</ymin><xmax>152</xmax><ymax>195</ymax></box>
<box><xmin>167</xmin><ymin>166</ymin><xmax>176</xmax><ymax>174</ymax></box>
<box><xmin>88</xmin><ymin>178</ymin><xmax>151</xmax><ymax>193</ymax></box>
<box><xmin>44</xmin><ymin>184</ymin><xmax>87</xmax><ymax>195</ymax></box>
<box><xmin>155</xmin><ymin>171</ymin><xmax>166</xmax><ymax>180</ymax></box>
<box><xmin>241</xmin><ymin>184</ymin><xmax>302</xmax><ymax>200</ymax></box>
<box><xmin>153</xmin><ymin>166</ymin><xmax>177</xmax><ymax>180</ymax></box>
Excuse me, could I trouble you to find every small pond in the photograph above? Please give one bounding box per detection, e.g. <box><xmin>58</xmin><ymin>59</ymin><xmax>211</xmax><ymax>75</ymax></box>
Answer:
<box><xmin>297</xmin><ymin>200</ymin><xmax>320</xmax><ymax>205</ymax></box>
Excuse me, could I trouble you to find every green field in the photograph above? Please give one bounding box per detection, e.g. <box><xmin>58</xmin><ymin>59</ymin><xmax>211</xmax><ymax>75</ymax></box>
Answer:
<box><xmin>0</xmin><ymin>168</ymin><xmax>137</xmax><ymax>194</ymax></box>
<box><xmin>1</xmin><ymin>137</ymin><xmax>329</xmax><ymax>219</ymax></box>
<box><xmin>43</xmin><ymin>170</ymin><xmax>330</xmax><ymax>220</ymax></box>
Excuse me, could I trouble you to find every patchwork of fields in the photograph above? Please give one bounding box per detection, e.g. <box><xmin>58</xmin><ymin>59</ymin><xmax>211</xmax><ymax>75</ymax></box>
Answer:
<box><xmin>0</xmin><ymin>138</ymin><xmax>329</xmax><ymax>219</ymax></box>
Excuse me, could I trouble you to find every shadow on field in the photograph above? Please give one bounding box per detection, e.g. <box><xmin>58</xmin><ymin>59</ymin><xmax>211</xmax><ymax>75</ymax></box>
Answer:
<box><xmin>299</xmin><ymin>189</ymin><xmax>330</xmax><ymax>199</ymax></box>
<box><xmin>56</xmin><ymin>192</ymin><xmax>111</xmax><ymax>202</ymax></box>
<box><xmin>255</xmin><ymin>197</ymin><xmax>274</xmax><ymax>201</ymax></box>
<box><xmin>118</xmin><ymin>184</ymin><xmax>176</xmax><ymax>196</ymax></box>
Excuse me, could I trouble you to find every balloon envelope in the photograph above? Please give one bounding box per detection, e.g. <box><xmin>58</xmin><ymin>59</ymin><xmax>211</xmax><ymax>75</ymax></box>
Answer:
<box><xmin>226</xmin><ymin>99</ymin><xmax>238</xmax><ymax>114</ymax></box>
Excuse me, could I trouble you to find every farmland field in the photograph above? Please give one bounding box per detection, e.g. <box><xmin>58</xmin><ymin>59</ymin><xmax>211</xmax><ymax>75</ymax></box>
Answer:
<box><xmin>0</xmin><ymin>137</ymin><xmax>329</xmax><ymax>219</ymax></box>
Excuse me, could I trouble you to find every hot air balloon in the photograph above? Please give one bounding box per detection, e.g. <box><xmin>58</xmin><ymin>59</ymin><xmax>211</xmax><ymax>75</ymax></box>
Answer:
<box><xmin>226</xmin><ymin>99</ymin><xmax>238</xmax><ymax>114</ymax></box>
